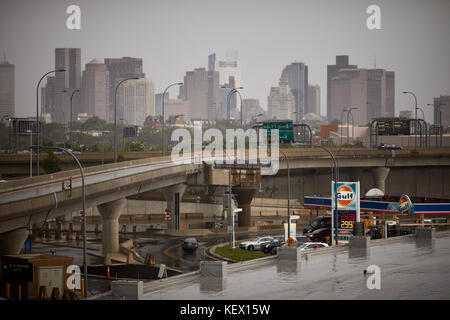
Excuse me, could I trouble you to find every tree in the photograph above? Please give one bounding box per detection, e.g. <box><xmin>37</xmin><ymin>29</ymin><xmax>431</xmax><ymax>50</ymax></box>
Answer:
<box><xmin>43</xmin><ymin>151</ymin><xmax>61</xmax><ymax>174</ymax></box>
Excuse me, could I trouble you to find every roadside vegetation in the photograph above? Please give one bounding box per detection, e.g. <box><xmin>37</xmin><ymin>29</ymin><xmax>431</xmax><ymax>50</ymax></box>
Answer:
<box><xmin>215</xmin><ymin>246</ymin><xmax>268</xmax><ymax>261</ymax></box>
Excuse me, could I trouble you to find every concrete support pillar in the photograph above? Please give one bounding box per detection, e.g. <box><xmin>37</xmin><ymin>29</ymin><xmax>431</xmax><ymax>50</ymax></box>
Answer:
<box><xmin>371</xmin><ymin>167</ymin><xmax>390</xmax><ymax>194</ymax></box>
<box><xmin>97</xmin><ymin>198</ymin><xmax>126</xmax><ymax>256</ymax></box>
<box><xmin>232</xmin><ymin>186</ymin><xmax>256</xmax><ymax>228</ymax></box>
<box><xmin>0</xmin><ymin>228</ymin><xmax>28</xmax><ymax>256</ymax></box>
<box><xmin>162</xmin><ymin>184</ymin><xmax>187</xmax><ymax>230</ymax></box>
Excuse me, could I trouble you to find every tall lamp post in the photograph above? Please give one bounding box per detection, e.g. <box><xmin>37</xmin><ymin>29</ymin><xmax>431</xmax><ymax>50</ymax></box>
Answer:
<box><xmin>36</xmin><ymin>69</ymin><xmax>66</xmax><ymax>175</ymax></box>
<box><xmin>224</xmin><ymin>86</ymin><xmax>243</xmax><ymax>249</ymax></box>
<box><xmin>346</xmin><ymin>108</ymin><xmax>357</xmax><ymax>145</ymax></box>
<box><xmin>31</xmin><ymin>145</ymin><xmax>87</xmax><ymax>297</ymax></box>
<box><xmin>114</xmin><ymin>77</ymin><xmax>139</xmax><ymax>162</ymax></box>
<box><xmin>63</xmin><ymin>88</ymin><xmax>80</xmax><ymax>150</ymax></box>
<box><xmin>279</xmin><ymin>149</ymin><xmax>291</xmax><ymax>241</ymax></box>
<box><xmin>403</xmin><ymin>91</ymin><xmax>418</xmax><ymax>149</ymax></box>
<box><xmin>340</xmin><ymin>108</ymin><xmax>348</xmax><ymax>145</ymax></box>
<box><xmin>312</xmin><ymin>144</ymin><xmax>338</xmax><ymax>245</ymax></box>
<box><xmin>427</xmin><ymin>102</ymin><xmax>446</xmax><ymax>147</ymax></box>
<box><xmin>161</xmin><ymin>82</ymin><xmax>183</xmax><ymax>157</ymax></box>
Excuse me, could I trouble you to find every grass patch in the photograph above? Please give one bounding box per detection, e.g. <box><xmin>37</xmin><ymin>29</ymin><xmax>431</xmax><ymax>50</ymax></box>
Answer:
<box><xmin>215</xmin><ymin>245</ymin><xmax>269</xmax><ymax>261</ymax></box>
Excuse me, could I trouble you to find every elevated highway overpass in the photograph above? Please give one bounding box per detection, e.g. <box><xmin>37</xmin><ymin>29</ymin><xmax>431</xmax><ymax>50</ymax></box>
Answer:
<box><xmin>1</xmin><ymin>148</ymin><xmax>449</xmax><ymax>258</ymax></box>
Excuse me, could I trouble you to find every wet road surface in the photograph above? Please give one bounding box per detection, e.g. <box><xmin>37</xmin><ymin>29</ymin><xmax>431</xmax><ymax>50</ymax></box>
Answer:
<box><xmin>144</xmin><ymin>235</ymin><xmax>450</xmax><ymax>300</ymax></box>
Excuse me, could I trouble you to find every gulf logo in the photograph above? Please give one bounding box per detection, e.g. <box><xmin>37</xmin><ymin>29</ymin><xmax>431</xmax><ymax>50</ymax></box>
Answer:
<box><xmin>336</xmin><ymin>185</ymin><xmax>354</xmax><ymax>206</ymax></box>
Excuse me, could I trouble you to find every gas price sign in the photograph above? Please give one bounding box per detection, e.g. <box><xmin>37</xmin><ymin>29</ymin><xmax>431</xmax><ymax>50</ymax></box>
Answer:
<box><xmin>332</xmin><ymin>182</ymin><xmax>360</xmax><ymax>245</ymax></box>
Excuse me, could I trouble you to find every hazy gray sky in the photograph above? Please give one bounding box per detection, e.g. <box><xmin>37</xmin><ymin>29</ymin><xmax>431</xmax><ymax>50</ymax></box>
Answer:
<box><xmin>1</xmin><ymin>0</ymin><xmax>449</xmax><ymax>122</ymax></box>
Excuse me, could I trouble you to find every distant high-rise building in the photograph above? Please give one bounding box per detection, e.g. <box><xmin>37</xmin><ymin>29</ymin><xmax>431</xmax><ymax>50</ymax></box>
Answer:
<box><xmin>327</xmin><ymin>55</ymin><xmax>357</xmax><ymax>123</ymax></box>
<box><xmin>282</xmin><ymin>62</ymin><xmax>308</xmax><ymax>121</ymax></box>
<box><xmin>242</xmin><ymin>98</ymin><xmax>265</xmax><ymax>123</ymax></box>
<box><xmin>0</xmin><ymin>58</ymin><xmax>15</xmax><ymax>119</ymax></box>
<box><xmin>208</xmin><ymin>51</ymin><xmax>241</xmax><ymax>88</ymax></box>
<box><xmin>328</xmin><ymin>55</ymin><xmax>395</xmax><ymax>124</ymax></box>
<box><xmin>54</xmin><ymin>48</ymin><xmax>82</xmax><ymax>124</ymax></box>
<box><xmin>41</xmin><ymin>76</ymin><xmax>55</xmax><ymax>117</ymax></box>
<box><xmin>118</xmin><ymin>78</ymin><xmax>155</xmax><ymax>126</ymax></box>
<box><xmin>105</xmin><ymin>57</ymin><xmax>145</xmax><ymax>123</ymax></box>
<box><xmin>268</xmin><ymin>72</ymin><xmax>295</xmax><ymax>120</ymax></box>
<box><xmin>306</xmin><ymin>85</ymin><xmax>320</xmax><ymax>116</ymax></box>
<box><xmin>209</xmin><ymin>52</ymin><xmax>241</xmax><ymax>116</ymax></box>
<box><xmin>179</xmin><ymin>68</ymin><xmax>219</xmax><ymax>121</ymax></box>
<box><xmin>367</xmin><ymin>69</ymin><xmax>395</xmax><ymax>121</ymax></box>
<box><xmin>433</xmin><ymin>95</ymin><xmax>450</xmax><ymax>127</ymax></box>
<box><xmin>163</xmin><ymin>99</ymin><xmax>191</xmax><ymax>121</ymax></box>
<box><xmin>329</xmin><ymin>69</ymin><xmax>368</xmax><ymax>126</ymax></box>
<box><xmin>385</xmin><ymin>71</ymin><xmax>395</xmax><ymax>117</ymax></box>
<box><xmin>81</xmin><ymin>58</ymin><xmax>110</xmax><ymax>121</ymax></box>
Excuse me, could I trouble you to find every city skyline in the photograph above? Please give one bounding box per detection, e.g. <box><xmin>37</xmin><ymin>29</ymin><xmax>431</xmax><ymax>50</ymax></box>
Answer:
<box><xmin>1</xmin><ymin>0</ymin><xmax>449</xmax><ymax>123</ymax></box>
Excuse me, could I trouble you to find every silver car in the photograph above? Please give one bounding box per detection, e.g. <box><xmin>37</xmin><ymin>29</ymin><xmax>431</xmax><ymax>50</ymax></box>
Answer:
<box><xmin>239</xmin><ymin>236</ymin><xmax>274</xmax><ymax>251</ymax></box>
<box><xmin>181</xmin><ymin>237</ymin><xmax>198</xmax><ymax>251</ymax></box>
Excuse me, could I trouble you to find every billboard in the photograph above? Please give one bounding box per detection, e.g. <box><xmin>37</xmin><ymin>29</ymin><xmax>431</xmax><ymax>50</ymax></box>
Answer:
<box><xmin>332</xmin><ymin>182</ymin><xmax>360</xmax><ymax>244</ymax></box>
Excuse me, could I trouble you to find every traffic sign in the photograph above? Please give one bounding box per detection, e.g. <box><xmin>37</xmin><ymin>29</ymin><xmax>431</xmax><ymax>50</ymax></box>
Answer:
<box><xmin>165</xmin><ymin>211</ymin><xmax>171</xmax><ymax>221</ymax></box>
<box><xmin>287</xmin><ymin>237</ymin><xmax>295</xmax><ymax>247</ymax></box>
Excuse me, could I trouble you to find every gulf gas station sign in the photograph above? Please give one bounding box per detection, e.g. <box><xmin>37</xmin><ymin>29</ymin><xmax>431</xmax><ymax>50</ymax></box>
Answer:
<box><xmin>332</xmin><ymin>182</ymin><xmax>360</xmax><ymax>245</ymax></box>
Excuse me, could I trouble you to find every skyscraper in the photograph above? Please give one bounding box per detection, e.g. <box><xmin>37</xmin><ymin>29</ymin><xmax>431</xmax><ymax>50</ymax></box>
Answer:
<box><xmin>433</xmin><ymin>95</ymin><xmax>450</xmax><ymax>127</ymax></box>
<box><xmin>327</xmin><ymin>55</ymin><xmax>357</xmax><ymax>123</ymax></box>
<box><xmin>179</xmin><ymin>68</ymin><xmax>219</xmax><ymax>121</ymax></box>
<box><xmin>306</xmin><ymin>85</ymin><xmax>320</xmax><ymax>116</ymax></box>
<box><xmin>268</xmin><ymin>72</ymin><xmax>295</xmax><ymax>120</ymax></box>
<box><xmin>54</xmin><ymin>48</ymin><xmax>81</xmax><ymax>124</ymax></box>
<box><xmin>366</xmin><ymin>69</ymin><xmax>395</xmax><ymax>120</ymax></box>
<box><xmin>41</xmin><ymin>76</ymin><xmax>55</xmax><ymax>118</ymax></box>
<box><xmin>329</xmin><ymin>68</ymin><xmax>367</xmax><ymax>126</ymax></box>
<box><xmin>242</xmin><ymin>98</ymin><xmax>265</xmax><ymax>123</ymax></box>
<box><xmin>0</xmin><ymin>58</ymin><xmax>15</xmax><ymax>119</ymax></box>
<box><xmin>105</xmin><ymin>57</ymin><xmax>145</xmax><ymax>123</ymax></box>
<box><xmin>282</xmin><ymin>62</ymin><xmax>308</xmax><ymax>121</ymax></box>
<box><xmin>81</xmin><ymin>58</ymin><xmax>109</xmax><ymax>121</ymax></box>
<box><xmin>118</xmin><ymin>78</ymin><xmax>155</xmax><ymax>126</ymax></box>
<box><xmin>208</xmin><ymin>52</ymin><xmax>241</xmax><ymax>117</ymax></box>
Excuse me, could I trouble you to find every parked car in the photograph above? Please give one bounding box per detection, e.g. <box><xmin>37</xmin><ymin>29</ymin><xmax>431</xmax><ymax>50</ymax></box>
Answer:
<box><xmin>261</xmin><ymin>236</ymin><xmax>285</xmax><ymax>254</ymax></box>
<box><xmin>377</xmin><ymin>143</ymin><xmax>403</xmax><ymax>150</ymax></box>
<box><xmin>303</xmin><ymin>216</ymin><xmax>331</xmax><ymax>234</ymax></box>
<box><xmin>181</xmin><ymin>237</ymin><xmax>198</xmax><ymax>251</ymax></box>
<box><xmin>306</xmin><ymin>227</ymin><xmax>331</xmax><ymax>243</ymax></box>
<box><xmin>239</xmin><ymin>236</ymin><xmax>274</xmax><ymax>251</ymax></box>
<box><xmin>298</xmin><ymin>242</ymin><xmax>329</xmax><ymax>251</ymax></box>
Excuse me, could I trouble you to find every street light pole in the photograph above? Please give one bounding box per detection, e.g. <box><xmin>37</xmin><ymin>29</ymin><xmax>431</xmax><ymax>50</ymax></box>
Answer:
<box><xmin>224</xmin><ymin>86</ymin><xmax>243</xmax><ymax>249</ymax></box>
<box><xmin>340</xmin><ymin>108</ymin><xmax>348</xmax><ymax>145</ymax></box>
<box><xmin>26</xmin><ymin>130</ymin><xmax>32</xmax><ymax>177</ymax></box>
<box><xmin>114</xmin><ymin>77</ymin><xmax>138</xmax><ymax>162</ymax></box>
<box><xmin>346</xmin><ymin>108</ymin><xmax>357</xmax><ymax>145</ymax></box>
<box><xmin>63</xmin><ymin>88</ymin><xmax>80</xmax><ymax>150</ymax></box>
<box><xmin>279</xmin><ymin>149</ymin><xmax>291</xmax><ymax>240</ymax></box>
<box><xmin>31</xmin><ymin>145</ymin><xmax>87</xmax><ymax>297</ymax></box>
<box><xmin>427</xmin><ymin>102</ymin><xmax>446</xmax><ymax>147</ymax></box>
<box><xmin>313</xmin><ymin>145</ymin><xmax>338</xmax><ymax>245</ymax></box>
<box><xmin>403</xmin><ymin>91</ymin><xmax>418</xmax><ymax>149</ymax></box>
<box><xmin>36</xmin><ymin>69</ymin><xmax>65</xmax><ymax>175</ymax></box>
<box><xmin>161</xmin><ymin>82</ymin><xmax>183</xmax><ymax>157</ymax></box>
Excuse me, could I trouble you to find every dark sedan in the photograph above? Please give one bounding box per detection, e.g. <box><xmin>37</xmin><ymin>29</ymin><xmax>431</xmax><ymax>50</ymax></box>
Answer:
<box><xmin>306</xmin><ymin>227</ymin><xmax>331</xmax><ymax>243</ymax></box>
<box><xmin>261</xmin><ymin>236</ymin><xmax>284</xmax><ymax>254</ymax></box>
<box><xmin>181</xmin><ymin>237</ymin><xmax>198</xmax><ymax>251</ymax></box>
